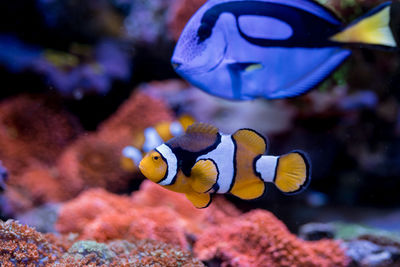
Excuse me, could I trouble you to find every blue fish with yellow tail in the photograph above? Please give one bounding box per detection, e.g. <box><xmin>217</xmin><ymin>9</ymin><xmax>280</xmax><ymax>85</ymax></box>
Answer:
<box><xmin>139</xmin><ymin>123</ymin><xmax>311</xmax><ymax>208</ymax></box>
<box><xmin>171</xmin><ymin>0</ymin><xmax>399</xmax><ymax>100</ymax></box>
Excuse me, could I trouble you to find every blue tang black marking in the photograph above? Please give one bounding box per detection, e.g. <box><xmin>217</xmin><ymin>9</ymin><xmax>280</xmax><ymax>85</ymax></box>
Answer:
<box><xmin>171</xmin><ymin>0</ymin><xmax>398</xmax><ymax>100</ymax></box>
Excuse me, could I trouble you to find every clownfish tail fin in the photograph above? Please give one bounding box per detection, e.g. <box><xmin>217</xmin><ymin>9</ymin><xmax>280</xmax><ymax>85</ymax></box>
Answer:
<box><xmin>330</xmin><ymin>1</ymin><xmax>398</xmax><ymax>49</ymax></box>
<box><xmin>273</xmin><ymin>151</ymin><xmax>311</xmax><ymax>194</ymax></box>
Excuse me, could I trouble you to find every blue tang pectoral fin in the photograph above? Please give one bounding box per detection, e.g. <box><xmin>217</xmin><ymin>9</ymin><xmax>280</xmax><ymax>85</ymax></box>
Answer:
<box><xmin>266</xmin><ymin>48</ymin><xmax>351</xmax><ymax>99</ymax></box>
<box><xmin>227</xmin><ymin>62</ymin><xmax>263</xmax><ymax>99</ymax></box>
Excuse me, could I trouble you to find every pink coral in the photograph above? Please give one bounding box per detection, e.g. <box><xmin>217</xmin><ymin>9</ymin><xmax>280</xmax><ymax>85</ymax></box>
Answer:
<box><xmin>57</xmin><ymin>134</ymin><xmax>134</xmax><ymax>196</ymax></box>
<box><xmin>55</xmin><ymin>188</ymin><xmax>189</xmax><ymax>248</ymax></box>
<box><xmin>56</xmin><ymin>182</ymin><xmax>241</xmax><ymax>248</ymax></box>
<box><xmin>4</xmin><ymin>166</ymin><xmax>71</xmax><ymax>214</ymax></box>
<box><xmin>98</xmin><ymin>90</ymin><xmax>174</xmax><ymax>146</ymax></box>
<box><xmin>0</xmin><ymin>220</ymin><xmax>65</xmax><ymax>266</ymax></box>
<box><xmin>131</xmin><ymin>180</ymin><xmax>241</xmax><ymax>235</ymax></box>
<box><xmin>0</xmin><ymin>94</ymin><xmax>81</xmax><ymax>175</ymax></box>
<box><xmin>0</xmin><ymin>219</ymin><xmax>203</xmax><ymax>266</ymax></box>
<box><xmin>194</xmin><ymin>209</ymin><xmax>350</xmax><ymax>267</ymax></box>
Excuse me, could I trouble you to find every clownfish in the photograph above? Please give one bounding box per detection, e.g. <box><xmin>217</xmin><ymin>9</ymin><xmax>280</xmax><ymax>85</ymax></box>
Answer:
<box><xmin>121</xmin><ymin>115</ymin><xmax>195</xmax><ymax>171</ymax></box>
<box><xmin>171</xmin><ymin>0</ymin><xmax>399</xmax><ymax>100</ymax></box>
<box><xmin>139</xmin><ymin>123</ymin><xmax>311</xmax><ymax>208</ymax></box>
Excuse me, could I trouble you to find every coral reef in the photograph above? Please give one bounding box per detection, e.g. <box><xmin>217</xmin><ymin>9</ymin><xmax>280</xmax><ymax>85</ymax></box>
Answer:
<box><xmin>0</xmin><ymin>219</ymin><xmax>203</xmax><ymax>266</ymax></box>
<box><xmin>194</xmin><ymin>210</ymin><xmax>350</xmax><ymax>267</ymax></box>
<box><xmin>131</xmin><ymin>180</ymin><xmax>242</xmax><ymax>235</ymax></box>
<box><xmin>59</xmin><ymin>239</ymin><xmax>205</xmax><ymax>266</ymax></box>
<box><xmin>0</xmin><ymin>94</ymin><xmax>82</xmax><ymax>175</ymax></box>
<box><xmin>3</xmin><ymin>166</ymin><xmax>70</xmax><ymax>214</ymax></box>
<box><xmin>98</xmin><ymin>90</ymin><xmax>174</xmax><ymax>143</ymax></box>
<box><xmin>55</xmin><ymin>188</ymin><xmax>189</xmax><ymax>248</ymax></box>
<box><xmin>57</xmin><ymin>134</ymin><xmax>133</xmax><ymax>196</ymax></box>
<box><xmin>56</xmin><ymin>181</ymin><xmax>241</xmax><ymax>248</ymax></box>
<box><xmin>0</xmin><ymin>219</ymin><xmax>65</xmax><ymax>266</ymax></box>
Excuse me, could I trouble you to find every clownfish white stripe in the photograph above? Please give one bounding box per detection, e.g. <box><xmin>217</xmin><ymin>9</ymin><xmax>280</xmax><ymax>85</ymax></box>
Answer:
<box><xmin>196</xmin><ymin>134</ymin><xmax>235</xmax><ymax>193</ymax></box>
<box><xmin>255</xmin><ymin>155</ymin><xmax>279</xmax><ymax>182</ymax></box>
<box><xmin>170</xmin><ymin>121</ymin><xmax>184</xmax><ymax>137</ymax></box>
<box><xmin>143</xmin><ymin>127</ymin><xmax>164</xmax><ymax>152</ymax></box>
<box><xmin>122</xmin><ymin>146</ymin><xmax>143</xmax><ymax>166</ymax></box>
<box><xmin>156</xmin><ymin>144</ymin><xmax>178</xmax><ymax>186</ymax></box>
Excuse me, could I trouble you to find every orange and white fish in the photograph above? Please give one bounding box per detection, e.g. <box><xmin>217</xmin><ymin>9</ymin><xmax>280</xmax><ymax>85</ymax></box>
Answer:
<box><xmin>121</xmin><ymin>115</ymin><xmax>195</xmax><ymax>171</ymax></box>
<box><xmin>139</xmin><ymin>123</ymin><xmax>311</xmax><ymax>208</ymax></box>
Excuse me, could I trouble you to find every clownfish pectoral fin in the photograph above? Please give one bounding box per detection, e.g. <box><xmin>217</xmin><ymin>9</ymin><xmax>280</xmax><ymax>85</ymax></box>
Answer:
<box><xmin>190</xmin><ymin>159</ymin><xmax>218</xmax><ymax>193</ymax></box>
<box><xmin>185</xmin><ymin>192</ymin><xmax>211</xmax><ymax>209</ymax></box>
<box><xmin>230</xmin><ymin>179</ymin><xmax>265</xmax><ymax>200</ymax></box>
<box><xmin>274</xmin><ymin>151</ymin><xmax>311</xmax><ymax>194</ymax></box>
<box><xmin>330</xmin><ymin>2</ymin><xmax>397</xmax><ymax>48</ymax></box>
<box><xmin>232</xmin><ymin>129</ymin><xmax>267</xmax><ymax>155</ymax></box>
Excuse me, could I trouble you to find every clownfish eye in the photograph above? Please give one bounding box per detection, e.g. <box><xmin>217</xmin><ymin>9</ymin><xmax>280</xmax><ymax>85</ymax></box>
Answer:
<box><xmin>153</xmin><ymin>156</ymin><xmax>159</xmax><ymax>161</ymax></box>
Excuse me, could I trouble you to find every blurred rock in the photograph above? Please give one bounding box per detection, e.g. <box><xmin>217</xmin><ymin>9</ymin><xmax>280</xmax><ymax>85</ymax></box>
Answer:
<box><xmin>299</xmin><ymin>222</ymin><xmax>336</xmax><ymax>241</ymax></box>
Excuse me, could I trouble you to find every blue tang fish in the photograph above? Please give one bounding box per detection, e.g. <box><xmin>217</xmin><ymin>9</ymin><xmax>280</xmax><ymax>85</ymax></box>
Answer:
<box><xmin>171</xmin><ymin>0</ymin><xmax>399</xmax><ymax>100</ymax></box>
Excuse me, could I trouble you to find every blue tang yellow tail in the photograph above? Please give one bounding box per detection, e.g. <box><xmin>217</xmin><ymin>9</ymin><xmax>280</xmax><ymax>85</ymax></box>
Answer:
<box><xmin>171</xmin><ymin>0</ymin><xmax>399</xmax><ymax>100</ymax></box>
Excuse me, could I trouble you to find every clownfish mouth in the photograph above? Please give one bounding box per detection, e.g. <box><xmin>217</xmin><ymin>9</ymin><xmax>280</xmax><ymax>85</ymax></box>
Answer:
<box><xmin>138</xmin><ymin>162</ymin><xmax>145</xmax><ymax>174</ymax></box>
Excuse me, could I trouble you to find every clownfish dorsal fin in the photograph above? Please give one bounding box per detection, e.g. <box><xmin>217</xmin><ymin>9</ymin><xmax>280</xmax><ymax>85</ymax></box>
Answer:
<box><xmin>185</xmin><ymin>191</ymin><xmax>212</xmax><ymax>208</ymax></box>
<box><xmin>186</xmin><ymin>122</ymin><xmax>219</xmax><ymax>136</ymax></box>
<box><xmin>232</xmin><ymin>129</ymin><xmax>267</xmax><ymax>155</ymax></box>
<box><xmin>190</xmin><ymin>159</ymin><xmax>218</xmax><ymax>193</ymax></box>
<box><xmin>230</xmin><ymin>179</ymin><xmax>265</xmax><ymax>200</ymax></box>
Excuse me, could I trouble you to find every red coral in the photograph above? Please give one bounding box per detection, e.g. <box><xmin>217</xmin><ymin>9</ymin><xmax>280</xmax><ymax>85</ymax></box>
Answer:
<box><xmin>0</xmin><ymin>219</ymin><xmax>204</xmax><ymax>266</ymax></box>
<box><xmin>0</xmin><ymin>94</ymin><xmax>82</xmax><ymax>175</ymax></box>
<box><xmin>194</xmin><ymin>209</ymin><xmax>350</xmax><ymax>267</ymax></box>
<box><xmin>55</xmin><ymin>188</ymin><xmax>133</xmax><ymax>235</ymax></box>
<box><xmin>57</xmin><ymin>133</ymin><xmax>134</xmax><ymax>196</ymax></box>
<box><xmin>0</xmin><ymin>220</ymin><xmax>65</xmax><ymax>266</ymax></box>
<box><xmin>55</xmin><ymin>188</ymin><xmax>188</xmax><ymax>248</ymax></box>
<box><xmin>59</xmin><ymin>239</ymin><xmax>205</xmax><ymax>266</ymax></box>
<box><xmin>108</xmin><ymin>239</ymin><xmax>205</xmax><ymax>266</ymax></box>
<box><xmin>56</xmin><ymin>183</ymin><xmax>241</xmax><ymax>249</ymax></box>
<box><xmin>168</xmin><ymin>0</ymin><xmax>208</xmax><ymax>41</ymax></box>
<box><xmin>4</xmin><ymin>166</ymin><xmax>71</xmax><ymax>214</ymax></box>
<box><xmin>131</xmin><ymin>180</ymin><xmax>241</xmax><ymax>235</ymax></box>
<box><xmin>98</xmin><ymin>90</ymin><xmax>174</xmax><ymax>146</ymax></box>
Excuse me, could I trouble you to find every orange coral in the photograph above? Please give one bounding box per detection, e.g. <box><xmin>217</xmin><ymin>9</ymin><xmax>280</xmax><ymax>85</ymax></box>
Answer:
<box><xmin>168</xmin><ymin>0</ymin><xmax>208</xmax><ymax>41</ymax></box>
<box><xmin>0</xmin><ymin>220</ymin><xmax>65</xmax><ymax>266</ymax></box>
<box><xmin>55</xmin><ymin>182</ymin><xmax>241</xmax><ymax>248</ymax></box>
<box><xmin>131</xmin><ymin>180</ymin><xmax>241</xmax><ymax>235</ymax></box>
<box><xmin>0</xmin><ymin>219</ymin><xmax>204</xmax><ymax>266</ymax></box>
<box><xmin>98</xmin><ymin>90</ymin><xmax>174</xmax><ymax>147</ymax></box>
<box><xmin>57</xmin><ymin>133</ymin><xmax>134</xmax><ymax>196</ymax></box>
<box><xmin>194</xmin><ymin>209</ymin><xmax>350</xmax><ymax>267</ymax></box>
<box><xmin>4</xmin><ymin>166</ymin><xmax>71</xmax><ymax>214</ymax></box>
<box><xmin>59</xmin><ymin>239</ymin><xmax>205</xmax><ymax>266</ymax></box>
<box><xmin>0</xmin><ymin>94</ymin><xmax>82</xmax><ymax>175</ymax></box>
<box><xmin>55</xmin><ymin>188</ymin><xmax>133</xmax><ymax>235</ymax></box>
<box><xmin>55</xmin><ymin>188</ymin><xmax>189</xmax><ymax>248</ymax></box>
